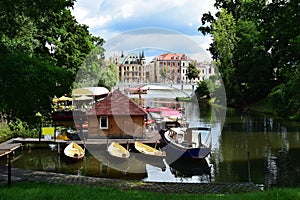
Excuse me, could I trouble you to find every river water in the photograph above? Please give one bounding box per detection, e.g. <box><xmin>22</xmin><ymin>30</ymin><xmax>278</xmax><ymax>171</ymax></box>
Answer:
<box><xmin>1</xmin><ymin>89</ymin><xmax>300</xmax><ymax>188</ymax></box>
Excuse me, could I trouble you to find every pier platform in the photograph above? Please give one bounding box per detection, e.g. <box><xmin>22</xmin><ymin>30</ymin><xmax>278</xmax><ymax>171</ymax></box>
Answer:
<box><xmin>0</xmin><ymin>139</ymin><xmax>22</xmax><ymax>187</ymax></box>
<box><xmin>12</xmin><ymin>131</ymin><xmax>162</xmax><ymax>146</ymax></box>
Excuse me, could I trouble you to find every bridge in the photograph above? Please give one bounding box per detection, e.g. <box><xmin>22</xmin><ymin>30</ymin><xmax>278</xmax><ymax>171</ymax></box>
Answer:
<box><xmin>114</xmin><ymin>83</ymin><xmax>197</xmax><ymax>97</ymax></box>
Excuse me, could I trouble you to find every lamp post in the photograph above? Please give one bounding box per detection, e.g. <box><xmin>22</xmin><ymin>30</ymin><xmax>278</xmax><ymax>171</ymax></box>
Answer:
<box><xmin>35</xmin><ymin>112</ymin><xmax>42</xmax><ymax>142</ymax></box>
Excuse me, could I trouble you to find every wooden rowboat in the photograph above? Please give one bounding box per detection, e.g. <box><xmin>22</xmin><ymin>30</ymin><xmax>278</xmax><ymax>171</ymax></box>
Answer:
<box><xmin>64</xmin><ymin>142</ymin><xmax>85</xmax><ymax>161</ymax></box>
<box><xmin>107</xmin><ymin>142</ymin><xmax>130</xmax><ymax>158</ymax></box>
<box><xmin>134</xmin><ymin>141</ymin><xmax>166</xmax><ymax>157</ymax></box>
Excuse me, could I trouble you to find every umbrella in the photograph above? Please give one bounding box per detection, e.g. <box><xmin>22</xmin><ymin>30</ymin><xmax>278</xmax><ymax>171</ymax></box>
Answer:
<box><xmin>84</xmin><ymin>87</ymin><xmax>109</xmax><ymax>96</ymax></box>
<box><xmin>52</xmin><ymin>97</ymin><xmax>59</xmax><ymax>103</ymax></box>
<box><xmin>75</xmin><ymin>95</ymin><xmax>93</xmax><ymax>101</ymax></box>
<box><xmin>58</xmin><ymin>96</ymin><xmax>73</xmax><ymax>101</ymax></box>
<box><xmin>72</xmin><ymin>88</ymin><xmax>93</xmax><ymax>96</ymax></box>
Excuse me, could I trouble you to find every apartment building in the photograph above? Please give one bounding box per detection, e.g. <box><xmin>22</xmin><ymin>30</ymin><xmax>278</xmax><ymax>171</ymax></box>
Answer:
<box><xmin>113</xmin><ymin>51</ymin><xmax>146</xmax><ymax>83</ymax></box>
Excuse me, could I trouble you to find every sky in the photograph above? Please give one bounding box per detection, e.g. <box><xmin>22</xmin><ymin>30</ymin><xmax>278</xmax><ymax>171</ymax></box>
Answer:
<box><xmin>71</xmin><ymin>0</ymin><xmax>217</xmax><ymax>62</ymax></box>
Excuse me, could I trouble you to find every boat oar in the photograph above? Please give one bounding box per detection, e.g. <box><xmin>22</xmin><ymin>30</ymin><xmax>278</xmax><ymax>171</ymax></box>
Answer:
<box><xmin>154</xmin><ymin>141</ymin><xmax>158</xmax><ymax>149</ymax></box>
<box><xmin>83</xmin><ymin>138</ymin><xmax>86</xmax><ymax>151</ymax></box>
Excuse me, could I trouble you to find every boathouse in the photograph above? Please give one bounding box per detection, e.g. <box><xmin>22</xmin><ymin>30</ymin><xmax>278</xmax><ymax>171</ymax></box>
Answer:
<box><xmin>86</xmin><ymin>89</ymin><xmax>147</xmax><ymax>139</ymax></box>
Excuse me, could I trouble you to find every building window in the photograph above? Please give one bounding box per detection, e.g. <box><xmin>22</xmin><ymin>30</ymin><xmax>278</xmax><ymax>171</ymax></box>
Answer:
<box><xmin>99</xmin><ymin>116</ymin><xmax>108</xmax><ymax>129</ymax></box>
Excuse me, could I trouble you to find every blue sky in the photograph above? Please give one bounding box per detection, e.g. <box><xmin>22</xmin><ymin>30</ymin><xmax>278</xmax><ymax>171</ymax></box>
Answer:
<box><xmin>71</xmin><ymin>0</ymin><xmax>217</xmax><ymax>62</ymax></box>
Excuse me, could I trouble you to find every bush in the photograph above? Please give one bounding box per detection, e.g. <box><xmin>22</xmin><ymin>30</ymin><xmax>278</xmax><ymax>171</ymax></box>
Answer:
<box><xmin>0</xmin><ymin>123</ymin><xmax>14</xmax><ymax>142</ymax></box>
<box><xmin>8</xmin><ymin>118</ymin><xmax>39</xmax><ymax>138</ymax></box>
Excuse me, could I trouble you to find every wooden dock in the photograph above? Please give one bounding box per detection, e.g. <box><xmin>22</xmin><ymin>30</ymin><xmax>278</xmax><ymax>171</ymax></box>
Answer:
<box><xmin>13</xmin><ymin>133</ymin><xmax>162</xmax><ymax>146</ymax></box>
<box><xmin>0</xmin><ymin>139</ymin><xmax>22</xmax><ymax>187</ymax></box>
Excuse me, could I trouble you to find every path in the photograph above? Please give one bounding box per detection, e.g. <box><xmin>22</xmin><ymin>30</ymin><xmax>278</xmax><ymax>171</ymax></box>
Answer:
<box><xmin>0</xmin><ymin>167</ymin><xmax>261</xmax><ymax>194</ymax></box>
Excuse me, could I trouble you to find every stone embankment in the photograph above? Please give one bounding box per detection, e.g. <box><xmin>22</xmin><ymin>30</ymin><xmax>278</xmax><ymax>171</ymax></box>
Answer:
<box><xmin>0</xmin><ymin>167</ymin><xmax>261</xmax><ymax>194</ymax></box>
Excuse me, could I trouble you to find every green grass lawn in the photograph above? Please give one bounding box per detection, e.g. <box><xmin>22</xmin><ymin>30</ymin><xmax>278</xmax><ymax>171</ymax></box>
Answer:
<box><xmin>0</xmin><ymin>182</ymin><xmax>300</xmax><ymax>200</ymax></box>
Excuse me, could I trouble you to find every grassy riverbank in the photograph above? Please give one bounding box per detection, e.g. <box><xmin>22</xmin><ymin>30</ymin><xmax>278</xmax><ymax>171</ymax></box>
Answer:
<box><xmin>247</xmin><ymin>98</ymin><xmax>276</xmax><ymax>116</ymax></box>
<box><xmin>0</xmin><ymin>181</ymin><xmax>299</xmax><ymax>200</ymax></box>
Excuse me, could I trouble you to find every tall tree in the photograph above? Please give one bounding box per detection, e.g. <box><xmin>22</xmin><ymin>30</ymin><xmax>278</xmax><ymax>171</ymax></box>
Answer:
<box><xmin>199</xmin><ymin>0</ymin><xmax>300</xmax><ymax>111</ymax></box>
<box><xmin>186</xmin><ymin>62</ymin><xmax>200</xmax><ymax>82</ymax></box>
<box><xmin>75</xmin><ymin>46</ymin><xmax>118</xmax><ymax>91</ymax></box>
<box><xmin>0</xmin><ymin>0</ymin><xmax>104</xmax><ymax>123</ymax></box>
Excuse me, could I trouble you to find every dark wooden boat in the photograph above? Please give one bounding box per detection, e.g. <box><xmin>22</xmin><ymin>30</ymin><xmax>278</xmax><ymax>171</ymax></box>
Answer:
<box><xmin>66</xmin><ymin>129</ymin><xmax>80</xmax><ymax>140</ymax></box>
<box><xmin>169</xmin><ymin>158</ymin><xmax>211</xmax><ymax>179</ymax></box>
<box><xmin>159</xmin><ymin>127</ymin><xmax>211</xmax><ymax>163</ymax></box>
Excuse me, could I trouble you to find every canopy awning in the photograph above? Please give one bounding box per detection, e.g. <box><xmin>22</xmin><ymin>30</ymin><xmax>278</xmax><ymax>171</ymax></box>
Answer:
<box><xmin>72</xmin><ymin>87</ymin><xmax>109</xmax><ymax>96</ymax></box>
<box><xmin>74</xmin><ymin>95</ymin><xmax>93</xmax><ymax>101</ymax></box>
<box><xmin>52</xmin><ymin>96</ymin><xmax>73</xmax><ymax>103</ymax></box>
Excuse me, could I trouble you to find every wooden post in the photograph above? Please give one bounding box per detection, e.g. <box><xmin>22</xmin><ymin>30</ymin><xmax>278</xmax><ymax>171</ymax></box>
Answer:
<box><xmin>54</xmin><ymin>123</ymin><xmax>57</xmax><ymax>142</ymax></box>
<box><xmin>247</xmin><ymin>151</ymin><xmax>251</xmax><ymax>182</ymax></box>
<box><xmin>58</xmin><ymin>142</ymin><xmax>60</xmax><ymax>154</ymax></box>
<box><xmin>39</xmin><ymin>121</ymin><xmax>42</xmax><ymax>142</ymax></box>
<box><xmin>7</xmin><ymin>153</ymin><xmax>11</xmax><ymax>187</ymax></box>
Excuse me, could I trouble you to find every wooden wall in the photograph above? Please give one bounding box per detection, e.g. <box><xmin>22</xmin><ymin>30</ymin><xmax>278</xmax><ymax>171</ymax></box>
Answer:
<box><xmin>87</xmin><ymin>115</ymin><xmax>145</xmax><ymax>139</ymax></box>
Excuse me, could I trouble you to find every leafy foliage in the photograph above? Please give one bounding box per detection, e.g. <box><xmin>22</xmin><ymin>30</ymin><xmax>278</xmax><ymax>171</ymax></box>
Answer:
<box><xmin>159</xmin><ymin>66</ymin><xmax>167</xmax><ymax>82</ymax></box>
<box><xmin>195</xmin><ymin>81</ymin><xmax>210</xmax><ymax>99</ymax></box>
<box><xmin>74</xmin><ymin>46</ymin><xmax>118</xmax><ymax>91</ymax></box>
<box><xmin>199</xmin><ymin>0</ymin><xmax>300</xmax><ymax>118</ymax></box>
<box><xmin>186</xmin><ymin>62</ymin><xmax>200</xmax><ymax>82</ymax></box>
<box><xmin>0</xmin><ymin>0</ymin><xmax>105</xmax><ymax>125</ymax></box>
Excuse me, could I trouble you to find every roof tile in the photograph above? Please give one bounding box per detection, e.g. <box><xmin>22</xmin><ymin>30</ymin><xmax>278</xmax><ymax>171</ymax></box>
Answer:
<box><xmin>86</xmin><ymin>89</ymin><xmax>147</xmax><ymax>116</ymax></box>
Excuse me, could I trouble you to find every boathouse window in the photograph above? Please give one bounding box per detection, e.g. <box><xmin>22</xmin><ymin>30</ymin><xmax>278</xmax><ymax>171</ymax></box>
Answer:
<box><xmin>99</xmin><ymin>116</ymin><xmax>108</xmax><ymax>129</ymax></box>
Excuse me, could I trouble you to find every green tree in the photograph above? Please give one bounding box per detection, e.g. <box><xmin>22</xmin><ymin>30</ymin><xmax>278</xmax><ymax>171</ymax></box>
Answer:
<box><xmin>160</xmin><ymin>66</ymin><xmax>167</xmax><ymax>83</ymax></box>
<box><xmin>74</xmin><ymin>46</ymin><xmax>118</xmax><ymax>91</ymax></box>
<box><xmin>0</xmin><ymin>0</ymin><xmax>103</xmax><ymax>124</ymax></box>
<box><xmin>199</xmin><ymin>0</ymin><xmax>300</xmax><ymax>112</ymax></box>
<box><xmin>0</xmin><ymin>52</ymin><xmax>72</xmax><ymax>124</ymax></box>
<box><xmin>203</xmin><ymin>8</ymin><xmax>239</xmax><ymax>105</ymax></box>
<box><xmin>97</xmin><ymin>61</ymin><xmax>119</xmax><ymax>91</ymax></box>
<box><xmin>186</xmin><ymin>62</ymin><xmax>199</xmax><ymax>82</ymax></box>
<box><xmin>195</xmin><ymin>81</ymin><xmax>210</xmax><ymax>99</ymax></box>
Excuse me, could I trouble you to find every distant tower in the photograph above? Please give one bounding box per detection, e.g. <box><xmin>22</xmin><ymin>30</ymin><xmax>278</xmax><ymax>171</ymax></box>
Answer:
<box><xmin>141</xmin><ymin>50</ymin><xmax>146</xmax><ymax>65</ymax></box>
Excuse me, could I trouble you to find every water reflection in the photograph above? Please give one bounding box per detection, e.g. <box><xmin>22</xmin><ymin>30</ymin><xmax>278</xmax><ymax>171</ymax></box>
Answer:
<box><xmin>214</xmin><ymin>108</ymin><xmax>300</xmax><ymax>187</ymax></box>
<box><xmin>2</xmin><ymin>90</ymin><xmax>300</xmax><ymax>187</ymax></box>
<box><xmin>0</xmin><ymin>145</ymin><xmax>212</xmax><ymax>183</ymax></box>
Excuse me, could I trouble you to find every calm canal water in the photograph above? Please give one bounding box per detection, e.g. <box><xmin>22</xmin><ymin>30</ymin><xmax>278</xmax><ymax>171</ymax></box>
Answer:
<box><xmin>1</xmin><ymin>89</ymin><xmax>300</xmax><ymax>188</ymax></box>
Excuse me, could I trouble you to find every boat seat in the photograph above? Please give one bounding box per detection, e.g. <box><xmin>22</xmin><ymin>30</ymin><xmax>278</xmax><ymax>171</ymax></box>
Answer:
<box><xmin>181</xmin><ymin>141</ymin><xmax>196</xmax><ymax>147</ymax></box>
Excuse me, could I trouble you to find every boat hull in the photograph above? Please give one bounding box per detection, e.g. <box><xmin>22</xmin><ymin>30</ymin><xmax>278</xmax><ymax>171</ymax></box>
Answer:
<box><xmin>107</xmin><ymin>142</ymin><xmax>130</xmax><ymax>158</ymax></box>
<box><xmin>63</xmin><ymin>142</ymin><xmax>85</xmax><ymax>162</ymax></box>
<box><xmin>168</xmin><ymin>158</ymin><xmax>211</xmax><ymax>178</ymax></box>
<box><xmin>159</xmin><ymin>129</ymin><xmax>211</xmax><ymax>163</ymax></box>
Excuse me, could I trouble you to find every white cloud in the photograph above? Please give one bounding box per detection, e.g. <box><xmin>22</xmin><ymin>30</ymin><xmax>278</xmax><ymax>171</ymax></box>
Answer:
<box><xmin>102</xmin><ymin>28</ymin><xmax>211</xmax><ymax>62</ymax></box>
<box><xmin>72</xmin><ymin>0</ymin><xmax>216</xmax><ymax>61</ymax></box>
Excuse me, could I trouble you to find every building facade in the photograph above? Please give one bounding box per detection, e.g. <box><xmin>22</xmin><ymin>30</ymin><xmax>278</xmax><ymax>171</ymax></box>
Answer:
<box><xmin>113</xmin><ymin>51</ymin><xmax>147</xmax><ymax>84</ymax></box>
<box><xmin>86</xmin><ymin>89</ymin><xmax>147</xmax><ymax>139</ymax></box>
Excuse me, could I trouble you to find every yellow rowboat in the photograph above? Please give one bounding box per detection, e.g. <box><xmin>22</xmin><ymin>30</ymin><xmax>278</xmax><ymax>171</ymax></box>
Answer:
<box><xmin>56</xmin><ymin>134</ymin><xmax>69</xmax><ymax>140</ymax></box>
<box><xmin>107</xmin><ymin>142</ymin><xmax>130</xmax><ymax>158</ymax></box>
<box><xmin>134</xmin><ymin>141</ymin><xmax>166</xmax><ymax>157</ymax></box>
<box><xmin>64</xmin><ymin>142</ymin><xmax>85</xmax><ymax>160</ymax></box>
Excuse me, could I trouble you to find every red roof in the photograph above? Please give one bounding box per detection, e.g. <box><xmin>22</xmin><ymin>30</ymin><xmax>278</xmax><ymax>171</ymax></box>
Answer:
<box><xmin>155</xmin><ymin>53</ymin><xmax>193</xmax><ymax>61</ymax></box>
<box><xmin>86</xmin><ymin>89</ymin><xmax>147</xmax><ymax>116</ymax></box>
